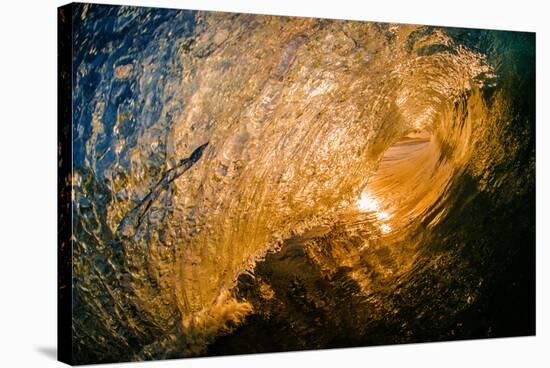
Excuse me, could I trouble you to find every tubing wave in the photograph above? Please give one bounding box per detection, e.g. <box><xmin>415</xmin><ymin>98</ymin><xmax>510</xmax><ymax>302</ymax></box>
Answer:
<box><xmin>70</xmin><ymin>4</ymin><xmax>535</xmax><ymax>363</ymax></box>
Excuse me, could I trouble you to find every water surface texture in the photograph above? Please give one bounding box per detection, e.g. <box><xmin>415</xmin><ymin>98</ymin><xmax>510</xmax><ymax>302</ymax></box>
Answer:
<box><xmin>69</xmin><ymin>3</ymin><xmax>535</xmax><ymax>363</ymax></box>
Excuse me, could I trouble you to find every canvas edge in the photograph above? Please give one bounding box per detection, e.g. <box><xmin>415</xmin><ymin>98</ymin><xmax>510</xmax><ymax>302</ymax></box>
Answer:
<box><xmin>58</xmin><ymin>2</ymin><xmax>75</xmax><ymax>366</ymax></box>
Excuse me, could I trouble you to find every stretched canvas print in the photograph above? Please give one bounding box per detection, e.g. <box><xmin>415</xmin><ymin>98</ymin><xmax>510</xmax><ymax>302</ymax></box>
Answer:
<box><xmin>58</xmin><ymin>2</ymin><xmax>536</xmax><ymax>365</ymax></box>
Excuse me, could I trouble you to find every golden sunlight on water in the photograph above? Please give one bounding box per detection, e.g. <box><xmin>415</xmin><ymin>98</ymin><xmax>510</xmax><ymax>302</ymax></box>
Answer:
<box><xmin>354</xmin><ymin>132</ymin><xmax>443</xmax><ymax>236</ymax></box>
<box><xmin>356</xmin><ymin>192</ymin><xmax>379</xmax><ymax>212</ymax></box>
<box><xmin>355</xmin><ymin>191</ymin><xmax>393</xmax><ymax>233</ymax></box>
<box><xmin>66</xmin><ymin>6</ymin><xmax>536</xmax><ymax>360</ymax></box>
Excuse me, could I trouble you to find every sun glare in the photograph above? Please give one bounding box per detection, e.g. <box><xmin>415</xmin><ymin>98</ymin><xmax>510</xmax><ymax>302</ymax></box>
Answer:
<box><xmin>356</xmin><ymin>191</ymin><xmax>393</xmax><ymax>234</ymax></box>
<box><xmin>356</xmin><ymin>192</ymin><xmax>380</xmax><ymax>212</ymax></box>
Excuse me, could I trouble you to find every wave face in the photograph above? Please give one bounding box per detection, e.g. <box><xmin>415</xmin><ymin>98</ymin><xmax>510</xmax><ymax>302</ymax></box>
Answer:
<box><xmin>70</xmin><ymin>4</ymin><xmax>535</xmax><ymax>363</ymax></box>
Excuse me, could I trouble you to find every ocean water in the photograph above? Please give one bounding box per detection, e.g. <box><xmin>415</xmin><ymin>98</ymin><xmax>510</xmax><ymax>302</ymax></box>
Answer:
<box><xmin>68</xmin><ymin>3</ymin><xmax>535</xmax><ymax>363</ymax></box>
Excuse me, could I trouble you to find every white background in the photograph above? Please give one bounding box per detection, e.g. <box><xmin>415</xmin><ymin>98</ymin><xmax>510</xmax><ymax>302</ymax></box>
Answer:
<box><xmin>0</xmin><ymin>0</ymin><xmax>547</xmax><ymax>366</ymax></box>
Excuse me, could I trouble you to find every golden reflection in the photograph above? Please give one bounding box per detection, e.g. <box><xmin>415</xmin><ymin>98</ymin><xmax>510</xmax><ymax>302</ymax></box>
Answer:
<box><xmin>355</xmin><ymin>191</ymin><xmax>394</xmax><ymax>234</ymax></box>
<box><xmin>354</xmin><ymin>132</ymin><xmax>454</xmax><ymax>237</ymax></box>
<box><xmin>380</xmin><ymin>223</ymin><xmax>392</xmax><ymax>234</ymax></box>
<box><xmin>356</xmin><ymin>192</ymin><xmax>380</xmax><ymax>212</ymax></box>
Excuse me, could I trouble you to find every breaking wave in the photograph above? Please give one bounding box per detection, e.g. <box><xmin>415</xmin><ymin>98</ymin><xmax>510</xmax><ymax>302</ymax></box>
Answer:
<box><xmin>70</xmin><ymin>4</ymin><xmax>535</xmax><ymax>363</ymax></box>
